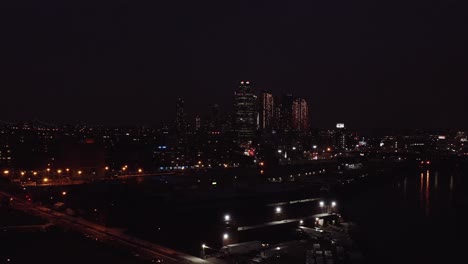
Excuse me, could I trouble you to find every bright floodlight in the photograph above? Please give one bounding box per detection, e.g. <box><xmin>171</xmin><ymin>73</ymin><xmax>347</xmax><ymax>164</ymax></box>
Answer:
<box><xmin>331</xmin><ymin>201</ymin><xmax>337</xmax><ymax>207</ymax></box>
<box><xmin>276</xmin><ymin>247</ymin><xmax>281</xmax><ymax>250</ymax></box>
<box><xmin>319</xmin><ymin>201</ymin><xmax>325</xmax><ymax>207</ymax></box>
<box><xmin>224</xmin><ymin>214</ymin><xmax>231</xmax><ymax>221</ymax></box>
<box><xmin>276</xmin><ymin>207</ymin><xmax>282</xmax><ymax>213</ymax></box>
<box><xmin>223</xmin><ymin>233</ymin><xmax>229</xmax><ymax>240</ymax></box>
<box><xmin>202</xmin><ymin>244</ymin><xmax>206</xmax><ymax>249</ymax></box>
<box><xmin>299</xmin><ymin>220</ymin><xmax>304</xmax><ymax>224</ymax></box>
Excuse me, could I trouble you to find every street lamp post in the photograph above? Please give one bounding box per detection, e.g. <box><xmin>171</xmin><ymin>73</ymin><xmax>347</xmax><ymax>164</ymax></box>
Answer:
<box><xmin>224</xmin><ymin>214</ymin><xmax>230</xmax><ymax>222</ymax></box>
<box><xmin>201</xmin><ymin>244</ymin><xmax>206</xmax><ymax>259</ymax></box>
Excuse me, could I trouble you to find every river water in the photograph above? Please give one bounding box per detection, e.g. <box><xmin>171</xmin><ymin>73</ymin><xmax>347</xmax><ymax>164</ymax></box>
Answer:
<box><xmin>341</xmin><ymin>165</ymin><xmax>467</xmax><ymax>264</ymax></box>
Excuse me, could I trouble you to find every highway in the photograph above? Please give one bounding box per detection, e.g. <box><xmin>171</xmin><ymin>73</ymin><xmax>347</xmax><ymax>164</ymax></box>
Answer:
<box><xmin>0</xmin><ymin>191</ymin><xmax>209</xmax><ymax>264</ymax></box>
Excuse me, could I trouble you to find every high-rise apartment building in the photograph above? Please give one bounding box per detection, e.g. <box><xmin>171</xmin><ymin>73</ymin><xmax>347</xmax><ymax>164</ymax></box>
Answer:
<box><xmin>260</xmin><ymin>91</ymin><xmax>274</xmax><ymax>130</ymax></box>
<box><xmin>292</xmin><ymin>98</ymin><xmax>309</xmax><ymax>131</ymax></box>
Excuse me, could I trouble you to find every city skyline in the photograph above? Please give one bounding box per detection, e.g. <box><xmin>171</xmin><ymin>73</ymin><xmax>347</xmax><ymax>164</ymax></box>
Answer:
<box><xmin>1</xmin><ymin>1</ymin><xmax>467</xmax><ymax>128</ymax></box>
<box><xmin>1</xmin><ymin>2</ymin><xmax>467</xmax><ymax>264</ymax></box>
<box><xmin>0</xmin><ymin>77</ymin><xmax>466</xmax><ymax>130</ymax></box>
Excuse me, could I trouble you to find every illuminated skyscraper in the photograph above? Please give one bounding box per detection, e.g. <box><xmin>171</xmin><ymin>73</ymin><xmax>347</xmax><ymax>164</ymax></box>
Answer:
<box><xmin>234</xmin><ymin>81</ymin><xmax>257</xmax><ymax>145</ymax></box>
<box><xmin>292</xmin><ymin>98</ymin><xmax>309</xmax><ymax>131</ymax></box>
<box><xmin>195</xmin><ymin>115</ymin><xmax>201</xmax><ymax>130</ymax></box>
<box><xmin>335</xmin><ymin>123</ymin><xmax>348</xmax><ymax>150</ymax></box>
<box><xmin>176</xmin><ymin>98</ymin><xmax>187</xmax><ymax>132</ymax></box>
<box><xmin>260</xmin><ymin>91</ymin><xmax>274</xmax><ymax>130</ymax></box>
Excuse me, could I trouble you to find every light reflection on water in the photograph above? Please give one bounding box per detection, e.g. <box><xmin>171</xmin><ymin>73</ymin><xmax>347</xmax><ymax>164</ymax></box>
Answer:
<box><xmin>401</xmin><ymin>169</ymin><xmax>459</xmax><ymax>217</ymax></box>
<box><xmin>425</xmin><ymin>171</ymin><xmax>430</xmax><ymax>216</ymax></box>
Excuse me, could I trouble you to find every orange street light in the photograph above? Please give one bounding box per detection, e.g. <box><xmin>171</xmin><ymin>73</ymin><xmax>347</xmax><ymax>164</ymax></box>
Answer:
<box><xmin>3</xmin><ymin>170</ymin><xmax>9</xmax><ymax>175</ymax></box>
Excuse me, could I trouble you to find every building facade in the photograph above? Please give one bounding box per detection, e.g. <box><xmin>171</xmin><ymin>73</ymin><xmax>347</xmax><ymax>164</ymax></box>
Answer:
<box><xmin>260</xmin><ymin>91</ymin><xmax>274</xmax><ymax>130</ymax></box>
<box><xmin>292</xmin><ymin>98</ymin><xmax>309</xmax><ymax>131</ymax></box>
<box><xmin>234</xmin><ymin>81</ymin><xmax>257</xmax><ymax>145</ymax></box>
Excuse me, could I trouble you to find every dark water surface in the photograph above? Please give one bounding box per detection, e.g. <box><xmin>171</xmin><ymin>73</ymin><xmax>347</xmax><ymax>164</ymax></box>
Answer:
<box><xmin>342</xmin><ymin>165</ymin><xmax>467</xmax><ymax>264</ymax></box>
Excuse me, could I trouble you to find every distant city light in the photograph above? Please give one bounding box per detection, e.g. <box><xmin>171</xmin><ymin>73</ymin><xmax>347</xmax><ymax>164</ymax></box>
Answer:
<box><xmin>224</xmin><ymin>214</ymin><xmax>230</xmax><ymax>221</ymax></box>
<box><xmin>3</xmin><ymin>170</ymin><xmax>9</xmax><ymax>175</ymax></box>
<box><xmin>223</xmin><ymin>233</ymin><xmax>229</xmax><ymax>240</ymax></box>
<box><xmin>43</xmin><ymin>178</ymin><xmax>48</xmax><ymax>183</ymax></box>
<box><xmin>319</xmin><ymin>201</ymin><xmax>325</xmax><ymax>207</ymax></box>
<box><xmin>275</xmin><ymin>207</ymin><xmax>282</xmax><ymax>213</ymax></box>
<box><xmin>331</xmin><ymin>201</ymin><xmax>337</xmax><ymax>207</ymax></box>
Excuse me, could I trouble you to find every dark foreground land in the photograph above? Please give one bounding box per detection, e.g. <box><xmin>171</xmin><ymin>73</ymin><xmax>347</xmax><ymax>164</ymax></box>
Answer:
<box><xmin>1</xmin><ymin>158</ymin><xmax>467</xmax><ymax>264</ymax></box>
<box><xmin>0</xmin><ymin>223</ymin><xmax>146</xmax><ymax>264</ymax></box>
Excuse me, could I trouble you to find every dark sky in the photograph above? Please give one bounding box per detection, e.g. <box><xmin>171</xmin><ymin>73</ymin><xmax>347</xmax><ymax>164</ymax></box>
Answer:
<box><xmin>1</xmin><ymin>0</ymin><xmax>467</xmax><ymax>128</ymax></box>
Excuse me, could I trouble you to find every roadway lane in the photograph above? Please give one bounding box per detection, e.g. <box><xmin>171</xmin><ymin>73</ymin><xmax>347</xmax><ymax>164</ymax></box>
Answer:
<box><xmin>0</xmin><ymin>191</ymin><xmax>209</xmax><ymax>264</ymax></box>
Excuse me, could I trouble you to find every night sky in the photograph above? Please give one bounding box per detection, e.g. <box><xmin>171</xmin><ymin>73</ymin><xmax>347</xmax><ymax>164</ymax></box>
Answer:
<box><xmin>1</xmin><ymin>1</ymin><xmax>467</xmax><ymax>128</ymax></box>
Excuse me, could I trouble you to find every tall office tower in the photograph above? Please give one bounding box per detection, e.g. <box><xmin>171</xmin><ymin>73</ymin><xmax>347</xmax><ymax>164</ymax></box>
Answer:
<box><xmin>335</xmin><ymin>123</ymin><xmax>347</xmax><ymax>150</ymax></box>
<box><xmin>175</xmin><ymin>98</ymin><xmax>187</xmax><ymax>132</ymax></box>
<box><xmin>292</xmin><ymin>98</ymin><xmax>309</xmax><ymax>131</ymax></box>
<box><xmin>209</xmin><ymin>104</ymin><xmax>221</xmax><ymax>131</ymax></box>
<box><xmin>234</xmin><ymin>81</ymin><xmax>257</xmax><ymax>145</ymax></box>
<box><xmin>279</xmin><ymin>93</ymin><xmax>294</xmax><ymax>131</ymax></box>
<box><xmin>195</xmin><ymin>116</ymin><xmax>201</xmax><ymax>131</ymax></box>
<box><xmin>260</xmin><ymin>91</ymin><xmax>274</xmax><ymax>130</ymax></box>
